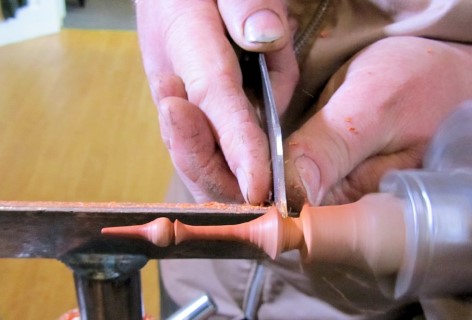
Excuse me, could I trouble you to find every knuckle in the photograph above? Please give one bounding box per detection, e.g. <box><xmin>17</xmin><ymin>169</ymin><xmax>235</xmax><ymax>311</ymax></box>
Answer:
<box><xmin>186</xmin><ymin>65</ymin><xmax>242</xmax><ymax>109</ymax></box>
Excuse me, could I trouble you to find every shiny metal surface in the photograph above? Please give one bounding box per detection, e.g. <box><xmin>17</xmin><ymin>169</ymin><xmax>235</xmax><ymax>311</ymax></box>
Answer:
<box><xmin>62</xmin><ymin>253</ymin><xmax>148</xmax><ymax>280</ymax></box>
<box><xmin>0</xmin><ymin>201</ymin><xmax>266</xmax><ymax>259</ymax></box>
<box><xmin>73</xmin><ymin>272</ymin><xmax>142</xmax><ymax>320</ymax></box>
<box><xmin>65</xmin><ymin>253</ymin><xmax>148</xmax><ymax>320</ymax></box>
<box><xmin>259</xmin><ymin>53</ymin><xmax>289</xmax><ymax>217</ymax></box>
<box><xmin>167</xmin><ymin>294</ymin><xmax>216</xmax><ymax>320</ymax></box>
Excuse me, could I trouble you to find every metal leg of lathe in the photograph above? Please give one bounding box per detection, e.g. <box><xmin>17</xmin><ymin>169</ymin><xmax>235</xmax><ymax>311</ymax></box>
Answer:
<box><xmin>62</xmin><ymin>253</ymin><xmax>148</xmax><ymax>320</ymax></box>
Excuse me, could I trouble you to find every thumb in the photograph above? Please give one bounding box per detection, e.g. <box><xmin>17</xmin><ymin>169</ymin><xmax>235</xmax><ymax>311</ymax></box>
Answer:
<box><xmin>217</xmin><ymin>0</ymin><xmax>290</xmax><ymax>52</ymax></box>
<box><xmin>284</xmin><ymin>115</ymin><xmax>354</xmax><ymax>210</ymax></box>
<box><xmin>284</xmin><ymin>90</ymin><xmax>393</xmax><ymax>210</ymax></box>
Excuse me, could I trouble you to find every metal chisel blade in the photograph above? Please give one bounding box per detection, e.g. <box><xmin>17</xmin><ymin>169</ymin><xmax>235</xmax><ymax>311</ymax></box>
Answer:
<box><xmin>259</xmin><ymin>53</ymin><xmax>288</xmax><ymax>218</ymax></box>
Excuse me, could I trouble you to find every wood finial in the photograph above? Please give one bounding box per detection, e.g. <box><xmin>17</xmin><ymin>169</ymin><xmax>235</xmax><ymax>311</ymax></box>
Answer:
<box><xmin>102</xmin><ymin>194</ymin><xmax>406</xmax><ymax>275</ymax></box>
<box><xmin>102</xmin><ymin>206</ymin><xmax>304</xmax><ymax>259</ymax></box>
<box><xmin>102</xmin><ymin>217</ymin><xmax>174</xmax><ymax>246</ymax></box>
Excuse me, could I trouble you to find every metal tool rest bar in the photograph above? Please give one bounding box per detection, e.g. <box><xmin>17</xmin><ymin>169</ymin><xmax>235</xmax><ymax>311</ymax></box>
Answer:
<box><xmin>0</xmin><ymin>201</ymin><xmax>266</xmax><ymax>320</ymax></box>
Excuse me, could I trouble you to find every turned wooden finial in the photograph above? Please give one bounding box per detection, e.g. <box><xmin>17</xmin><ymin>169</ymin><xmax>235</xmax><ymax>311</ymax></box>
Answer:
<box><xmin>102</xmin><ymin>217</ymin><xmax>175</xmax><ymax>246</ymax></box>
<box><xmin>102</xmin><ymin>206</ymin><xmax>304</xmax><ymax>259</ymax></box>
<box><xmin>102</xmin><ymin>194</ymin><xmax>406</xmax><ymax>276</ymax></box>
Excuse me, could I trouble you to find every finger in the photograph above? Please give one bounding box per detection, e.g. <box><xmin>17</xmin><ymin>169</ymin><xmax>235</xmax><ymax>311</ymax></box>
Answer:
<box><xmin>218</xmin><ymin>0</ymin><xmax>290</xmax><ymax>52</ymax></box>
<box><xmin>285</xmin><ymin>36</ymin><xmax>472</xmax><ymax>209</ymax></box>
<box><xmin>137</xmin><ymin>1</ymin><xmax>272</xmax><ymax>204</ymax></box>
<box><xmin>136</xmin><ymin>1</ymin><xmax>174</xmax><ymax>76</ymax></box>
<box><xmin>136</xmin><ymin>0</ymin><xmax>241</xmax><ymax>104</ymax></box>
<box><xmin>265</xmin><ymin>43</ymin><xmax>299</xmax><ymax>114</ymax></box>
<box><xmin>284</xmin><ymin>69</ymin><xmax>397</xmax><ymax>209</ymax></box>
<box><xmin>148</xmin><ymin>73</ymin><xmax>187</xmax><ymax>106</ymax></box>
<box><xmin>159</xmin><ymin>96</ymin><xmax>244</xmax><ymax>203</ymax></box>
<box><xmin>321</xmin><ymin>146</ymin><xmax>425</xmax><ymax>205</ymax></box>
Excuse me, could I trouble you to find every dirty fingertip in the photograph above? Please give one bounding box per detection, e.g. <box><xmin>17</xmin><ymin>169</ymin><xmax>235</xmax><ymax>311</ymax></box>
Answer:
<box><xmin>244</xmin><ymin>9</ymin><xmax>285</xmax><ymax>44</ymax></box>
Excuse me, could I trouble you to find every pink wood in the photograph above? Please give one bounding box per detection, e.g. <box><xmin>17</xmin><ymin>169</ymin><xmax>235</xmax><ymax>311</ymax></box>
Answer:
<box><xmin>102</xmin><ymin>206</ymin><xmax>304</xmax><ymax>259</ymax></box>
<box><xmin>102</xmin><ymin>193</ymin><xmax>405</xmax><ymax>275</ymax></box>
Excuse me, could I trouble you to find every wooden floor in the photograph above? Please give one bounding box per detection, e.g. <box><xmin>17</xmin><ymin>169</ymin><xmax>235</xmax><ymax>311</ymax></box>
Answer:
<box><xmin>0</xmin><ymin>30</ymin><xmax>174</xmax><ymax>319</ymax></box>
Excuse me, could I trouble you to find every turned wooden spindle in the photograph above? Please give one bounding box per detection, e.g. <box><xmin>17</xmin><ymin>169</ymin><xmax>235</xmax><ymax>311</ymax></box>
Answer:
<box><xmin>102</xmin><ymin>193</ymin><xmax>406</xmax><ymax>275</ymax></box>
<box><xmin>102</xmin><ymin>207</ymin><xmax>303</xmax><ymax>259</ymax></box>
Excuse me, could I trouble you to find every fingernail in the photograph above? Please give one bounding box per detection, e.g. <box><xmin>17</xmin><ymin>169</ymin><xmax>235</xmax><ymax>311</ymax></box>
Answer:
<box><xmin>236</xmin><ymin>168</ymin><xmax>250</xmax><ymax>203</ymax></box>
<box><xmin>294</xmin><ymin>156</ymin><xmax>321</xmax><ymax>205</ymax></box>
<box><xmin>244</xmin><ymin>9</ymin><xmax>285</xmax><ymax>43</ymax></box>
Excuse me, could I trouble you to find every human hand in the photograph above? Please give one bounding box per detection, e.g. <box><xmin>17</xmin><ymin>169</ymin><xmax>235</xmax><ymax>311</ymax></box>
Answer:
<box><xmin>136</xmin><ymin>0</ymin><xmax>298</xmax><ymax>204</ymax></box>
<box><xmin>285</xmin><ymin>36</ymin><xmax>472</xmax><ymax>209</ymax></box>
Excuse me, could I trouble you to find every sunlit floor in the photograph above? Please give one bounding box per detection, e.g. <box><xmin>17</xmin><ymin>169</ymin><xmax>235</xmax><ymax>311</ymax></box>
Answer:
<box><xmin>0</xmin><ymin>29</ymin><xmax>173</xmax><ymax>319</ymax></box>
